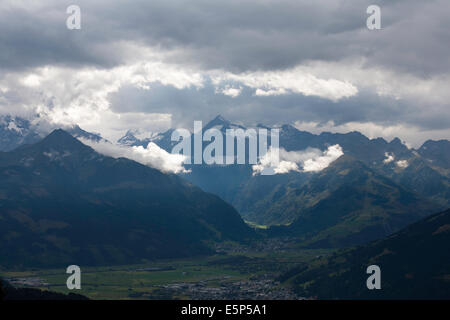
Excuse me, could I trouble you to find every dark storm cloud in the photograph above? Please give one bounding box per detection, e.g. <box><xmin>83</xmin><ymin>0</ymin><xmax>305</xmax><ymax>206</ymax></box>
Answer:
<box><xmin>0</xmin><ymin>0</ymin><xmax>449</xmax><ymax>144</ymax></box>
<box><xmin>1</xmin><ymin>0</ymin><xmax>449</xmax><ymax>76</ymax></box>
<box><xmin>108</xmin><ymin>81</ymin><xmax>449</xmax><ymax>132</ymax></box>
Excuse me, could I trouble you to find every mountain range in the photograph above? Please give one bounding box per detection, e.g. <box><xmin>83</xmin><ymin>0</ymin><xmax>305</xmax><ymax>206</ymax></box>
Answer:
<box><xmin>0</xmin><ymin>115</ymin><xmax>105</xmax><ymax>152</ymax></box>
<box><xmin>0</xmin><ymin>129</ymin><xmax>252</xmax><ymax>268</ymax></box>
<box><xmin>0</xmin><ymin>114</ymin><xmax>448</xmax><ymax>267</ymax></box>
<box><xmin>117</xmin><ymin>115</ymin><xmax>449</xmax><ymax>225</ymax></box>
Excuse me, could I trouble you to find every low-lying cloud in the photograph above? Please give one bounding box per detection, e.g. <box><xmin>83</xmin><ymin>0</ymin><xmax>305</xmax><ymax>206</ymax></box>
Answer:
<box><xmin>302</xmin><ymin>145</ymin><xmax>344</xmax><ymax>172</ymax></box>
<box><xmin>79</xmin><ymin>138</ymin><xmax>189</xmax><ymax>174</ymax></box>
<box><xmin>383</xmin><ymin>152</ymin><xmax>395</xmax><ymax>164</ymax></box>
<box><xmin>252</xmin><ymin>144</ymin><xmax>343</xmax><ymax>175</ymax></box>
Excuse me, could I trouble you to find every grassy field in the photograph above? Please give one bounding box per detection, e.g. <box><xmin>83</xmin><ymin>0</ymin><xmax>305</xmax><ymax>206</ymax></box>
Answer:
<box><xmin>0</xmin><ymin>248</ymin><xmax>334</xmax><ymax>299</ymax></box>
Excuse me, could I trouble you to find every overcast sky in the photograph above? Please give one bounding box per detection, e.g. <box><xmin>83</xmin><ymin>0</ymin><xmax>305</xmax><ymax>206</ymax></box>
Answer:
<box><xmin>0</xmin><ymin>0</ymin><xmax>449</xmax><ymax>146</ymax></box>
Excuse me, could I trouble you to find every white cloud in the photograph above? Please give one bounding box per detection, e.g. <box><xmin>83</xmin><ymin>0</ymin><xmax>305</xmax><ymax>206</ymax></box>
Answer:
<box><xmin>1</xmin><ymin>52</ymin><xmax>448</xmax><ymax>148</ymax></box>
<box><xmin>212</xmin><ymin>67</ymin><xmax>358</xmax><ymax>101</ymax></box>
<box><xmin>79</xmin><ymin>138</ymin><xmax>189</xmax><ymax>174</ymax></box>
<box><xmin>0</xmin><ymin>60</ymin><xmax>359</xmax><ymax>142</ymax></box>
<box><xmin>7</xmin><ymin>120</ymin><xmax>23</xmax><ymax>133</ymax></box>
<box><xmin>0</xmin><ymin>0</ymin><xmax>449</xmax><ymax>151</ymax></box>
<box><xmin>217</xmin><ymin>85</ymin><xmax>242</xmax><ymax>98</ymax></box>
<box><xmin>252</xmin><ymin>148</ymin><xmax>301</xmax><ymax>175</ymax></box>
<box><xmin>383</xmin><ymin>152</ymin><xmax>395</xmax><ymax>164</ymax></box>
<box><xmin>303</xmin><ymin>145</ymin><xmax>344</xmax><ymax>172</ymax></box>
<box><xmin>0</xmin><ymin>61</ymin><xmax>200</xmax><ymax>140</ymax></box>
<box><xmin>253</xmin><ymin>144</ymin><xmax>343</xmax><ymax>175</ymax></box>
<box><xmin>396</xmin><ymin>160</ymin><xmax>409</xmax><ymax>169</ymax></box>
<box><xmin>294</xmin><ymin>59</ymin><xmax>450</xmax><ymax>106</ymax></box>
<box><xmin>254</xmin><ymin>88</ymin><xmax>287</xmax><ymax>96</ymax></box>
<box><xmin>22</xmin><ymin>74</ymin><xmax>42</xmax><ymax>87</ymax></box>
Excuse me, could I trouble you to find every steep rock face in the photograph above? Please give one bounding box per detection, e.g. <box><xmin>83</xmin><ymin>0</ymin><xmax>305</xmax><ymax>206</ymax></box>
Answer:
<box><xmin>0</xmin><ymin>130</ymin><xmax>252</xmax><ymax>268</ymax></box>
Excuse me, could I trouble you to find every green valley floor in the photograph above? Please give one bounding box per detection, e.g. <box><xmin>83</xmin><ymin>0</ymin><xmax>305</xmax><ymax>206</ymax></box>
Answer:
<box><xmin>0</xmin><ymin>240</ymin><xmax>333</xmax><ymax>300</ymax></box>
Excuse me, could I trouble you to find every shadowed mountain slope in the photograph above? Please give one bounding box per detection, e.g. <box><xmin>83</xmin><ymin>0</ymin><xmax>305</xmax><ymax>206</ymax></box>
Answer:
<box><xmin>0</xmin><ymin>130</ymin><xmax>252</xmax><ymax>268</ymax></box>
<box><xmin>283</xmin><ymin>208</ymin><xmax>450</xmax><ymax>299</ymax></box>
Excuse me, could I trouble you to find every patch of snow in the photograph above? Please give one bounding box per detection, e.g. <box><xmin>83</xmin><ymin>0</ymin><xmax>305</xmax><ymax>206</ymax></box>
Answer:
<box><xmin>7</xmin><ymin>121</ymin><xmax>24</xmax><ymax>134</ymax></box>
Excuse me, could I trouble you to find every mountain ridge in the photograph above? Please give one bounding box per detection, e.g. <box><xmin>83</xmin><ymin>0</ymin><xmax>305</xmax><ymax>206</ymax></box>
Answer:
<box><xmin>0</xmin><ymin>129</ymin><xmax>253</xmax><ymax>268</ymax></box>
<box><xmin>264</xmin><ymin>155</ymin><xmax>442</xmax><ymax>247</ymax></box>
<box><xmin>117</xmin><ymin>115</ymin><xmax>449</xmax><ymax>231</ymax></box>
<box><xmin>283</xmin><ymin>208</ymin><xmax>450</xmax><ymax>299</ymax></box>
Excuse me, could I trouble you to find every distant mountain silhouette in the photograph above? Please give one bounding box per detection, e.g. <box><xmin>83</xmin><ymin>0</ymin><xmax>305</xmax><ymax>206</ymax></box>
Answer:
<box><xmin>0</xmin><ymin>115</ymin><xmax>107</xmax><ymax>152</ymax></box>
<box><xmin>0</xmin><ymin>115</ymin><xmax>41</xmax><ymax>152</ymax></box>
